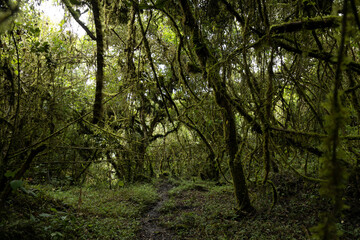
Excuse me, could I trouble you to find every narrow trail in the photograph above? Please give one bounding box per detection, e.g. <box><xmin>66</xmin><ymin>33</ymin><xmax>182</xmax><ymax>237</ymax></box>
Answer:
<box><xmin>137</xmin><ymin>180</ymin><xmax>174</xmax><ymax>240</ymax></box>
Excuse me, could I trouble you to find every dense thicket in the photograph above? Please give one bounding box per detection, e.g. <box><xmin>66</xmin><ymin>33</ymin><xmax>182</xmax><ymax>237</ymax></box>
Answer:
<box><xmin>1</xmin><ymin>0</ymin><xmax>360</xmax><ymax>238</ymax></box>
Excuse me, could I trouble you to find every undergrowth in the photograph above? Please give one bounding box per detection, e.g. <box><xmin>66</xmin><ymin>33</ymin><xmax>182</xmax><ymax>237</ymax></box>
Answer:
<box><xmin>0</xmin><ymin>182</ymin><xmax>158</xmax><ymax>240</ymax></box>
<box><xmin>1</xmin><ymin>174</ymin><xmax>359</xmax><ymax>239</ymax></box>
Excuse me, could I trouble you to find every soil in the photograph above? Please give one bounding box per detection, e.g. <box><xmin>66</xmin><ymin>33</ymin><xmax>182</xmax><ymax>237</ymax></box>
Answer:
<box><xmin>137</xmin><ymin>180</ymin><xmax>174</xmax><ymax>240</ymax></box>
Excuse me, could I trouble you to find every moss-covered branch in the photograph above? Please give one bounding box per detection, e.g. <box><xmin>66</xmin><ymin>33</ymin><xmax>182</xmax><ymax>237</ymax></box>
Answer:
<box><xmin>62</xmin><ymin>0</ymin><xmax>96</xmax><ymax>40</ymax></box>
<box><xmin>270</xmin><ymin>16</ymin><xmax>340</xmax><ymax>34</ymax></box>
<box><xmin>273</xmin><ymin>38</ymin><xmax>360</xmax><ymax>74</ymax></box>
<box><xmin>179</xmin><ymin>0</ymin><xmax>254</xmax><ymax>213</ymax></box>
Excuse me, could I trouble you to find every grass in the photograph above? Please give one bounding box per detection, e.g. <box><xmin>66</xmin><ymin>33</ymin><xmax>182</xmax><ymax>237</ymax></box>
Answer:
<box><xmin>157</xmin><ymin>175</ymin><xmax>360</xmax><ymax>240</ymax></box>
<box><xmin>1</xmin><ymin>174</ymin><xmax>360</xmax><ymax>239</ymax></box>
<box><xmin>1</xmin><ymin>182</ymin><xmax>159</xmax><ymax>240</ymax></box>
<box><xmin>45</xmin><ymin>183</ymin><xmax>159</xmax><ymax>217</ymax></box>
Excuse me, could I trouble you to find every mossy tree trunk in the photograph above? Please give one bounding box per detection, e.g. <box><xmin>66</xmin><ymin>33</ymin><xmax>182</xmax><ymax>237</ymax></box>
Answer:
<box><xmin>91</xmin><ymin>0</ymin><xmax>105</xmax><ymax>124</ymax></box>
<box><xmin>0</xmin><ymin>145</ymin><xmax>46</xmax><ymax>206</ymax></box>
<box><xmin>179</xmin><ymin>0</ymin><xmax>253</xmax><ymax>212</ymax></box>
<box><xmin>210</xmin><ymin>65</ymin><xmax>253</xmax><ymax>212</ymax></box>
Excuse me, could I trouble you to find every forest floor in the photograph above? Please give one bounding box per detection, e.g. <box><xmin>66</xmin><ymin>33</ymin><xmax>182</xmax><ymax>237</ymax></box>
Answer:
<box><xmin>137</xmin><ymin>179</ymin><xmax>174</xmax><ymax>240</ymax></box>
<box><xmin>1</xmin><ymin>173</ymin><xmax>360</xmax><ymax>239</ymax></box>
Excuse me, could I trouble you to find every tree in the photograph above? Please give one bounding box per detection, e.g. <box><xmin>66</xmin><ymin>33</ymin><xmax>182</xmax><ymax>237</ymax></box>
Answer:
<box><xmin>1</xmin><ymin>2</ymin><xmax>360</xmax><ymax>238</ymax></box>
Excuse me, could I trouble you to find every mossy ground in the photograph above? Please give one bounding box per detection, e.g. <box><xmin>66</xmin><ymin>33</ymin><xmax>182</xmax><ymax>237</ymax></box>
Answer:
<box><xmin>1</xmin><ymin>174</ymin><xmax>359</xmax><ymax>239</ymax></box>
<box><xmin>1</xmin><ymin>183</ymin><xmax>158</xmax><ymax>240</ymax></box>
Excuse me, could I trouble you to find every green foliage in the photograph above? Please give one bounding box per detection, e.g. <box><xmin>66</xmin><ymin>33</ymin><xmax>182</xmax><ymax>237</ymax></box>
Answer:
<box><xmin>5</xmin><ymin>170</ymin><xmax>17</xmax><ymax>178</ymax></box>
<box><xmin>1</xmin><ymin>0</ymin><xmax>360</xmax><ymax>239</ymax></box>
<box><xmin>158</xmin><ymin>23</ymin><xmax>177</xmax><ymax>44</ymax></box>
<box><xmin>311</xmin><ymin>214</ymin><xmax>342</xmax><ymax>240</ymax></box>
<box><xmin>10</xmin><ymin>180</ymin><xmax>23</xmax><ymax>190</ymax></box>
<box><xmin>45</xmin><ymin>183</ymin><xmax>159</xmax><ymax>216</ymax></box>
<box><xmin>156</xmin><ymin>178</ymin><xmax>326</xmax><ymax>239</ymax></box>
<box><xmin>1</xmin><ymin>182</ymin><xmax>159</xmax><ymax>239</ymax></box>
<box><xmin>168</xmin><ymin>179</ymin><xmax>210</xmax><ymax>196</ymax></box>
<box><xmin>313</xmin><ymin>90</ymin><xmax>349</xmax><ymax>238</ymax></box>
<box><xmin>158</xmin><ymin>197</ymin><xmax>176</xmax><ymax>213</ymax></box>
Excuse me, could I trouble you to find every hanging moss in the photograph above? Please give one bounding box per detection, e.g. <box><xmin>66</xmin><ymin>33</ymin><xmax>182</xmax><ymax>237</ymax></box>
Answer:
<box><xmin>312</xmin><ymin>1</ymin><xmax>350</xmax><ymax>238</ymax></box>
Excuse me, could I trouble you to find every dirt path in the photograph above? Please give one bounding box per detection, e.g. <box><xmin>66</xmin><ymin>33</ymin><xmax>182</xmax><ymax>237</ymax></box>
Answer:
<box><xmin>137</xmin><ymin>180</ymin><xmax>174</xmax><ymax>240</ymax></box>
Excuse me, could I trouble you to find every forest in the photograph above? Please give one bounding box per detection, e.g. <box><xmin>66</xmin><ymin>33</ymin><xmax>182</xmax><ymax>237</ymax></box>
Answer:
<box><xmin>1</xmin><ymin>0</ymin><xmax>360</xmax><ymax>239</ymax></box>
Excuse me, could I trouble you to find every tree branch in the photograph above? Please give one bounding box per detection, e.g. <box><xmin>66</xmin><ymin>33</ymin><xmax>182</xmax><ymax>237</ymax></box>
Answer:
<box><xmin>150</xmin><ymin>124</ymin><xmax>179</xmax><ymax>142</ymax></box>
<box><xmin>270</xmin><ymin>16</ymin><xmax>340</xmax><ymax>34</ymax></box>
<box><xmin>273</xmin><ymin>38</ymin><xmax>360</xmax><ymax>74</ymax></box>
<box><xmin>62</xmin><ymin>0</ymin><xmax>97</xmax><ymax>40</ymax></box>
<box><xmin>0</xmin><ymin>145</ymin><xmax>47</xmax><ymax>205</ymax></box>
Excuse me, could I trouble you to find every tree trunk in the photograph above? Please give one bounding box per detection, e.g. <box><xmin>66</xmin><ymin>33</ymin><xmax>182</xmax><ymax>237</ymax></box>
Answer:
<box><xmin>91</xmin><ymin>0</ymin><xmax>105</xmax><ymax>124</ymax></box>
<box><xmin>0</xmin><ymin>145</ymin><xmax>46</xmax><ymax>206</ymax></box>
<box><xmin>179</xmin><ymin>0</ymin><xmax>253</xmax><ymax>212</ymax></box>
<box><xmin>215</xmin><ymin>82</ymin><xmax>253</xmax><ymax>212</ymax></box>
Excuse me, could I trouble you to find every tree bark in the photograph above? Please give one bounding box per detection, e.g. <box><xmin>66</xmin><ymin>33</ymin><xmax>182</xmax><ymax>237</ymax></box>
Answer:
<box><xmin>270</xmin><ymin>16</ymin><xmax>340</xmax><ymax>34</ymax></box>
<box><xmin>91</xmin><ymin>0</ymin><xmax>105</xmax><ymax>124</ymax></box>
<box><xmin>179</xmin><ymin>0</ymin><xmax>253</xmax><ymax>212</ymax></box>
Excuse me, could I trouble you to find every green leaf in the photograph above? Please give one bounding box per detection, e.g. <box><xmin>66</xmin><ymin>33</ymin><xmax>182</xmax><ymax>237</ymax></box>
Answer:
<box><xmin>118</xmin><ymin>180</ymin><xmax>124</xmax><ymax>187</ymax></box>
<box><xmin>30</xmin><ymin>214</ymin><xmax>37</xmax><ymax>221</ymax></box>
<box><xmin>51</xmin><ymin>232</ymin><xmax>63</xmax><ymax>237</ymax></box>
<box><xmin>59</xmin><ymin>19</ymin><xmax>66</xmax><ymax>28</ymax></box>
<box><xmin>27</xmin><ymin>190</ymin><xmax>37</xmax><ymax>197</ymax></box>
<box><xmin>19</xmin><ymin>186</ymin><xmax>29</xmax><ymax>194</ymax></box>
<box><xmin>4</xmin><ymin>170</ymin><xmax>16</xmax><ymax>178</ymax></box>
<box><xmin>29</xmin><ymin>27</ymin><xmax>41</xmax><ymax>37</ymax></box>
<box><xmin>39</xmin><ymin>213</ymin><xmax>52</xmax><ymax>218</ymax></box>
<box><xmin>10</xmin><ymin>180</ymin><xmax>23</xmax><ymax>190</ymax></box>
